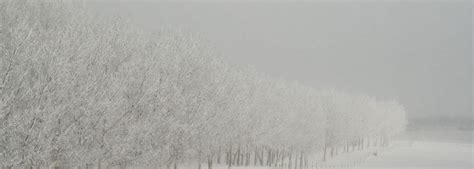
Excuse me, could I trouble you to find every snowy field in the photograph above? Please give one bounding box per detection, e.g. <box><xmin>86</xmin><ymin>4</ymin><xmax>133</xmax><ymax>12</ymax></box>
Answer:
<box><xmin>353</xmin><ymin>140</ymin><xmax>473</xmax><ymax>169</ymax></box>
<box><xmin>351</xmin><ymin>129</ymin><xmax>473</xmax><ymax>169</ymax></box>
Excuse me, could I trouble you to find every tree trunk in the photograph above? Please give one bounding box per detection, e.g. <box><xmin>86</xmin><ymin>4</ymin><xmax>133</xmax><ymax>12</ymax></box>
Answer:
<box><xmin>241</xmin><ymin>146</ymin><xmax>245</xmax><ymax>166</ymax></box>
<box><xmin>228</xmin><ymin>145</ymin><xmax>232</xmax><ymax>168</ymax></box>
<box><xmin>236</xmin><ymin>145</ymin><xmax>241</xmax><ymax>166</ymax></box>
<box><xmin>254</xmin><ymin>146</ymin><xmax>258</xmax><ymax>166</ymax></box>
<box><xmin>208</xmin><ymin>155</ymin><xmax>213</xmax><ymax>169</ymax></box>
<box><xmin>98</xmin><ymin>159</ymin><xmax>102</xmax><ymax>169</ymax></box>
<box><xmin>274</xmin><ymin>149</ymin><xmax>279</xmax><ymax>168</ymax></box>
<box><xmin>217</xmin><ymin>146</ymin><xmax>221</xmax><ymax>164</ymax></box>
<box><xmin>294</xmin><ymin>152</ymin><xmax>298</xmax><ymax>169</ymax></box>
<box><xmin>299</xmin><ymin>151</ymin><xmax>303</xmax><ymax>169</ymax></box>
<box><xmin>226</xmin><ymin>150</ymin><xmax>229</xmax><ymax>166</ymax></box>
<box><xmin>349</xmin><ymin>140</ymin><xmax>352</xmax><ymax>152</ymax></box>
<box><xmin>323</xmin><ymin>146</ymin><xmax>327</xmax><ymax>161</ymax></box>
<box><xmin>198</xmin><ymin>151</ymin><xmax>202</xmax><ymax>169</ymax></box>
<box><xmin>246</xmin><ymin>151</ymin><xmax>250</xmax><ymax>166</ymax></box>
<box><xmin>167</xmin><ymin>158</ymin><xmax>173</xmax><ymax>169</ymax></box>
<box><xmin>280</xmin><ymin>151</ymin><xmax>285</xmax><ymax>169</ymax></box>
<box><xmin>330</xmin><ymin>147</ymin><xmax>334</xmax><ymax>158</ymax></box>
<box><xmin>288</xmin><ymin>152</ymin><xmax>293</xmax><ymax>169</ymax></box>
<box><xmin>304</xmin><ymin>154</ymin><xmax>309</xmax><ymax>169</ymax></box>
<box><xmin>267</xmin><ymin>149</ymin><xmax>272</xmax><ymax>166</ymax></box>
<box><xmin>233</xmin><ymin>151</ymin><xmax>238</xmax><ymax>166</ymax></box>
<box><xmin>343</xmin><ymin>141</ymin><xmax>347</xmax><ymax>153</ymax></box>
<box><xmin>258</xmin><ymin>148</ymin><xmax>264</xmax><ymax>165</ymax></box>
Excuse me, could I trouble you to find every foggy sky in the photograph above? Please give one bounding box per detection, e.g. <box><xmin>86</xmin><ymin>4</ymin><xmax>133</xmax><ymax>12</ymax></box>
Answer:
<box><xmin>89</xmin><ymin>1</ymin><xmax>472</xmax><ymax>119</ymax></box>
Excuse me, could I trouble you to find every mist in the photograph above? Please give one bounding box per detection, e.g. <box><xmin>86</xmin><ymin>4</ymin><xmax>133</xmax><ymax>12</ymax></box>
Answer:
<box><xmin>89</xmin><ymin>1</ymin><xmax>472</xmax><ymax>119</ymax></box>
<box><xmin>1</xmin><ymin>0</ymin><xmax>472</xmax><ymax>168</ymax></box>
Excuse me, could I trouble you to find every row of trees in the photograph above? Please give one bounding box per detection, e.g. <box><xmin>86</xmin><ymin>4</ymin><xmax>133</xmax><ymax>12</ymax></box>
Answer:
<box><xmin>0</xmin><ymin>1</ymin><xmax>406</xmax><ymax>168</ymax></box>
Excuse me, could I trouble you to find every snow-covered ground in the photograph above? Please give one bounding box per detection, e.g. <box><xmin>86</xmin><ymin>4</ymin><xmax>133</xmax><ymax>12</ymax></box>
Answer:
<box><xmin>353</xmin><ymin>140</ymin><xmax>473</xmax><ymax>169</ymax></box>
<box><xmin>352</xmin><ymin>130</ymin><xmax>473</xmax><ymax>169</ymax></box>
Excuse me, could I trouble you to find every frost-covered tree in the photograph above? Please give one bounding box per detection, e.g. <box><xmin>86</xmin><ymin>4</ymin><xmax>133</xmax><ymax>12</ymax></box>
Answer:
<box><xmin>0</xmin><ymin>1</ymin><xmax>407</xmax><ymax>168</ymax></box>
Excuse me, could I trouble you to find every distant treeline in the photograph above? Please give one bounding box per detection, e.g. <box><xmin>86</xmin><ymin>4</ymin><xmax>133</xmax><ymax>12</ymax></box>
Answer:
<box><xmin>408</xmin><ymin>116</ymin><xmax>473</xmax><ymax>130</ymax></box>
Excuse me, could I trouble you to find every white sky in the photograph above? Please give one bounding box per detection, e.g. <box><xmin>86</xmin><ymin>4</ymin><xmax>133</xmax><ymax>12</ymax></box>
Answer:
<box><xmin>87</xmin><ymin>0</ymin><xmax>472</xmax><ymax>119</ymax></box>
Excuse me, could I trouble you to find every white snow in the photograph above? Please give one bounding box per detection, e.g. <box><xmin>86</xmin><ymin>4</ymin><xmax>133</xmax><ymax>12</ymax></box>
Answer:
<box><xmin>351</xmin><ymin>129</ymin><xmax>473</xmax><ymax>169</ymax></box>
<box><xmin>353</xmin><ymin>140</ymin><xmax>473</xmax><ymax>169</ymax></box>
